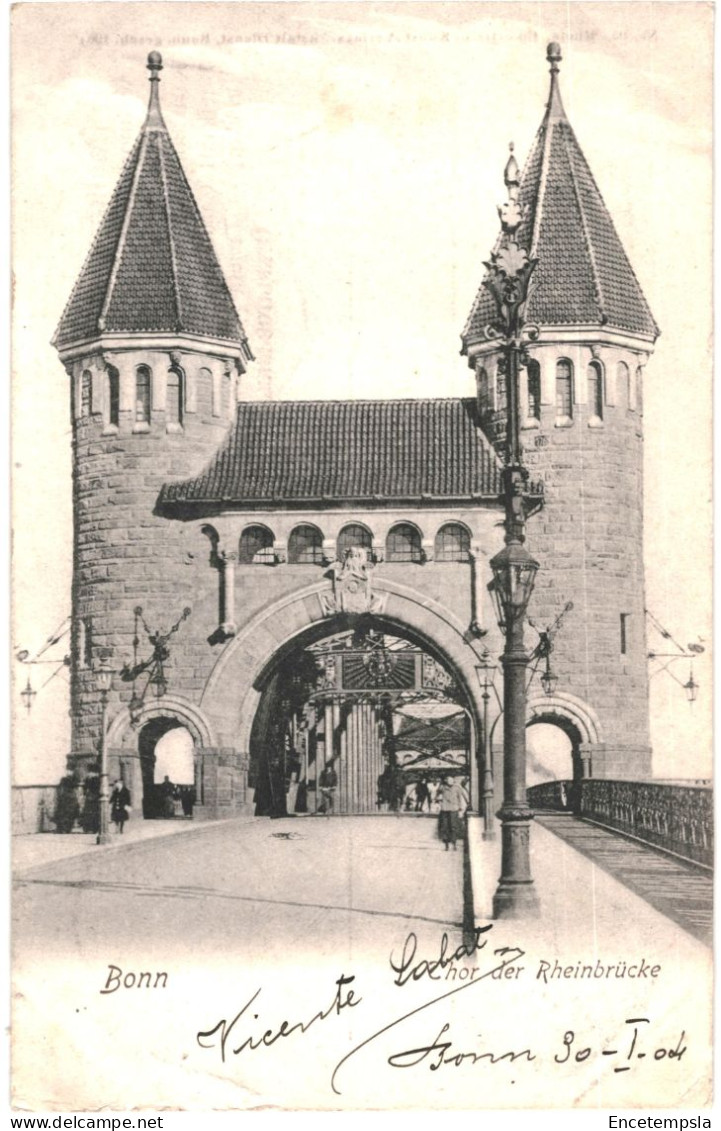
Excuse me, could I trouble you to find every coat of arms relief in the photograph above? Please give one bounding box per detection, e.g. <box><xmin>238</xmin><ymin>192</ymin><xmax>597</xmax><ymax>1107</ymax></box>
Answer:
<box><xmin>319</xmin><ymin>546</ymin><xmax>388</xmax><ymax>617</ymax></box>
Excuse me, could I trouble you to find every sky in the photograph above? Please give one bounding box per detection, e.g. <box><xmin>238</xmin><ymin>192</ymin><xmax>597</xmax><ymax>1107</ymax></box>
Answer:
<box><xmin>11</xmin><ymin>1</ymin><xmax>713</xmax><ymax>783</ymax></box>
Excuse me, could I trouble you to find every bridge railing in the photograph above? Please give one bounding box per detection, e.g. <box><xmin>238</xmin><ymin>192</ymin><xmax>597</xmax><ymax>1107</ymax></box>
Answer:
<box><xmin>527</xmin><ymin>780</ymin><xmax>574</xmax><ymax>811</ymax></box>
<box><xmin>528</xmin><ymin>779</ymin><xmax>713</xmax><ymax>869</ymax></box>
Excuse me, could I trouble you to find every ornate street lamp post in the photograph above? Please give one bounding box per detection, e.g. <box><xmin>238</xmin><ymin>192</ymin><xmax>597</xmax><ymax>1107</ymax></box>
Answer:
<box><xmin>483</xmin><ymin>146</ymin><xmax>541</xmax><ymax>918</ymax></box>
<box><xmin>476</xmin><ymin>654</ymin><xmax>498</xmax><ymax>841</ymax></box>
<box><xmin>95</xmin><ymin>659</ymin><xmax>113</xmax><ymax>846</ymax></box>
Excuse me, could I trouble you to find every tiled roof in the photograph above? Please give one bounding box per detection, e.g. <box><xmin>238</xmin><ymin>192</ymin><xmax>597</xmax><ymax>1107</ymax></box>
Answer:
<box><xmin>158</xmin><ymin>398</ymin><xmax>502</xmax><ymax>511</ymax></box>
<box><xmin>463</xmin><ymin>59</ymin><xmax>658</xmax><ymax>347</ymax></box>
<box><xmin>53</xmin><ymin>69</ymin><xmax>250</xmax><ymax>353</ymax></box>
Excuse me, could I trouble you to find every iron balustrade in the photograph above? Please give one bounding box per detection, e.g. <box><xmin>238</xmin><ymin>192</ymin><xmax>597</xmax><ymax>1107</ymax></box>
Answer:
<box><xmin>528</xmin><ymin>778</ymin><xmax>713</xmax><ymax>869</ymax></box>
<box><xmin>527</xmin><ymin>780</ymin><xmax>573</xmax><ymax>812</ymax></box>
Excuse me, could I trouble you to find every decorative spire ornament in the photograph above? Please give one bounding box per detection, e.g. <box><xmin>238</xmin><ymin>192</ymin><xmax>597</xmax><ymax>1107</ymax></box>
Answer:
<box><xmin>144</xmin><ymin>50</ymin><xmax>166</xmax><ymax>132</ymax></box>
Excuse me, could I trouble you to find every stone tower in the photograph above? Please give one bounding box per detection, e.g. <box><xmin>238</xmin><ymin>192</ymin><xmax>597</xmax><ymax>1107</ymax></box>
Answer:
<box><xmin>52</xmin><ymin>53</ymin><xmax>253</xmax><ymax>796</ymax></box>
<box><xmin>462</xmin><ymin>44</ymin><xmax>659</xmax><ymax>779</ymax></box>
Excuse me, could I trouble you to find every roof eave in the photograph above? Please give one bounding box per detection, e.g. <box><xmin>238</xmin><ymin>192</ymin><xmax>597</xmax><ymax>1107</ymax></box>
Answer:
<box><xmin>156</xmin><ymin>492</ymin><xmax>504</xmax><ymax>519</ymax></box>
<box><xmin>464</xmin><ymin>323</ymin><xmax>658</xmax><ymax>360</ymax></box>
<box><xmin>54</xmin><ymin>330</ymin><xmax>253</xmax><ymax>367</ymax></box>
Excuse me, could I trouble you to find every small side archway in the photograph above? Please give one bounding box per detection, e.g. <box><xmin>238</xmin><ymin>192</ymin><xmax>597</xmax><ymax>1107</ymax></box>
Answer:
<box><xmin>137</xmin><ymin>717</ymin><xmax>189</xmax><ymax>818</ymax></box>
<box><xmin>527</xmin><ymin>691</ymin><xmax>602</xmax><ymax>747</ymax></box>
<box><xmin>107</xmin><ymin>694</ymin><xmax>216</xmax><ymax>751</ymax></box>
<box><xmin>106</xmin><ymin>695</ymin><xmax>216</xmax><ymax>818</ymax></box>
<box><xmin>527</xmin><ymin>690</ymin><xmax>602</xmax><ymax>784</ymax></box>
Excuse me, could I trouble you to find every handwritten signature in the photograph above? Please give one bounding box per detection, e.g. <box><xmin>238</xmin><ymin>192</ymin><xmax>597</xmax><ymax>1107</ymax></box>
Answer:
<box><xmin>389</xmin><ymin>925</ymin><xmax>493</xmax><ymax>986</ymax></box>
<box><xmin>196</xmin><ymin>974</ymin><xmax>361</xmax><ymax>1063</ymax></box>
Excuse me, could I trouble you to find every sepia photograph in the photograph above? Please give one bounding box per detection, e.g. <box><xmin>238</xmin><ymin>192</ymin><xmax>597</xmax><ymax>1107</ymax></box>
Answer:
<box><xmin>11</xmin><ymin>1</ymin><xmax>713</xmax><ymax>1112</ymax></box>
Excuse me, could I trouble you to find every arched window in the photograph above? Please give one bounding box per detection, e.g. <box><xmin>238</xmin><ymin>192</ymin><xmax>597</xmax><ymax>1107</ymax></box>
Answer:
<box><xmin>495</xmin><ymin>368</ymin><xmax>507</xmax><ymax>414</ymax></box>
<box><xmin>200</xmin><ymin>524</ymin><xmax>219</xmax><ymax>566</ymax></box>
<box><xmin>477</xmin><ymin>366</ymin><xmax>490</xmax><ymax>415</ymax></box>
<box><xmin>527</xmin><ymin>359</ymin><xmax>541</xmax><ymax>420</ymax></box>
<box><xmin>167</xmin><ymin>368</ymin><xmax>183</xmax><ymax>426</ymax></box>
<box><xmin>239</xmin><ymin>525</ymin><xmax>275</xmax><ymax>565</ymax></box>
<box><xmin>587</xmin><ymin>361</ymin><xmax>604</xmax><ymax>420</ymax></box>
<box><xmin>435</xmin><ymin>523</ymin><xmax>471</xmax><ymax>562</ymax></box>
<box><xmin>288</xmin><ymin>524</ymin><xmax>324</xmax><ymax>564</ymax></box>
<box><xmin>617</xmin><ymin>361</ymin><xmax>630</xmax><ymax>408</ymax></box>
<box><xmin>106</xmin><ymin>367</ymin><xmax>119</xmax><ymax>427</ymax></box>
<box><xmin>77</xmin><ymin>617</ymin><xmax>92</xmax><ymax>669</ymax></box>
<box><xmin>80</xmin><ymin>370</ymin><xmax>92</xmax><ymax>418</ymax></box>
<box><xmin>386</xmin><ymin>523</ymin><xmax>422</xmax><ymax>563</ymax></box>
<box><xmin>200</xmin><ymin>367</ymin><xmax>216</xmax><ymax>416</ymax></box>
<box><xmin>136</xmin><ymin>365</ymin><xmax>151</xmax><ymax>424</ymax></box>
<box><xmin>337</xmin><ymin>524</ymin><xmax>373</xmax><ymax>559</ymax></box>
<box><xmin>636</xmin><ymin>367</ymin><xmax>644</xmax><ymax>415</ymax></box>
<box><xmin>556</xmin><ymin>359</ymin><xmax>573</xmax><ymax>420</ymax></box>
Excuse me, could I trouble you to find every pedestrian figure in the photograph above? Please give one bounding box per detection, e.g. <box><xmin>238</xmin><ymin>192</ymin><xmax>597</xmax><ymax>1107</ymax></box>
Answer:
<box><xmin>110</xmin><ymin>779</ymin><xmax>131</xmax><ymax>834</ymax></box>
<box><xmin>377</xmin><ymin>765</ymin><xmax>392</xmax><ymax>810</ymax></box>
<box><xmin>318</xmin><ymin>763</ymin><xmax>338</xmax><ymax>814</ymax></box>
<box><xmin>438</xmin><ymin>777</ymin><xmax>466</xmax><ymax>850</ymax></box>
<box><xmin>158</xmin><ymin>775</ymin><xmax>176</xmax><ymax>819</ymax></box>
<box><xmin>81</xmin><ymin>774</ymin><xmax>100</xmax><ymax>834</ymax></box>
<box><xmin>389</xmin><ymin>764</ymin><xmax>404</xmax><ymax>812</ymax></box>
<box><xmin>180</xmin><ymin>785</ymin><xmax>196</xmax><ymax>818</ymax></box>
<box><xmin>415</xmin><ymin>778</ymin><xmax>430</xmax><ymax>812</ymax></box>
<box><xmin>54</xmin><ymin>775</ymin><xmax>79</xmax><ymax>834</ymax></box>
<box><xmin>428</xmin><ymin>779</ymin><xmax>440</xmax><ymax>813</ymax></box>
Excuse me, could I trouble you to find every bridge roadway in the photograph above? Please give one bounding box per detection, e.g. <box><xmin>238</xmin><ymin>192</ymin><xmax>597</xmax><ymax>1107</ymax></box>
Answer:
<box><xmin>13</xmin><ymin>813</ymin><xmax>712</xmax><ymax>1110</ymax></box>
<box><xmin>13</xmin><ymin>809</ymin><xmax>711</xmax><ymax>960</ymax></box>
<box><xmin>13</xmin><ymin>814</ymin><xmax>467</xmax><ymax>971</ymax></box>
<box><xmin>534</xmin><ymin>812</ymin><xmax>712</xmax><ymax>946</ymax></box>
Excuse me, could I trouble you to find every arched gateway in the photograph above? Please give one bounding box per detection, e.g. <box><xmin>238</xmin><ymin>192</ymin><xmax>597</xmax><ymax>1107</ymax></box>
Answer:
<box><xmin>201</xmin><ymin>579</ymin><xmax>485</xmax><ymax>816</ymax></box>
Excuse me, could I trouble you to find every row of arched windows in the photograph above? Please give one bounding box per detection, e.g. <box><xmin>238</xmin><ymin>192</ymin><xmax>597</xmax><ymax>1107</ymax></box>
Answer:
<box><xmin>79</xmin><ymin>365</ymin><xmax>186</xmax><ymax>427</ymax></box>
<box><xmin>478</xmin><ymin>358</ymin><xmax>642</xmax><ymax>422</ymax></box>
<box><xmin>235</xmin><ymin>522</ymin><xmax>473</xmax><ymax>565</ymax></box>
<box><xmin>554</xmin><ymin>359</ymin><xmax>605</xmax><ymax>421</ymax></box>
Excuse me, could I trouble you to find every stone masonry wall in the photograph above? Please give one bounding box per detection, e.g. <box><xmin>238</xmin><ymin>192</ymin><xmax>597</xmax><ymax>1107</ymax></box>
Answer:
<box><xmin>518</xmin><ymin>347</ymin><xmax>650</xmax><ymax>777</ymax></box>
<box><xmin>70</xmin><ymin>355</ymin><xmax>503</xmax><ymax>769</ymax></box>
<box><xmin>69</xmin><ymin>347</ymin><xmax>240</xmax><ymax>760</ymax></box>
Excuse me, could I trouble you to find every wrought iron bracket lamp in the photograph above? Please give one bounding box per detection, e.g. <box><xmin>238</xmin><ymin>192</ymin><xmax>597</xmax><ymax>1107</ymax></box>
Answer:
<box><xmin>648</xmin><ymin>650</ymin><xmax>701</xmax><ymax>704</ymax></box>
<box><xmin>120</xmin><ymin>605</ymin><xmax>191</xmax><ymax>726</ymax></box>
<box><xmin>16</xmin><ymin>621</ymin><xmax>71</xmax><ymax>714</ymax></box>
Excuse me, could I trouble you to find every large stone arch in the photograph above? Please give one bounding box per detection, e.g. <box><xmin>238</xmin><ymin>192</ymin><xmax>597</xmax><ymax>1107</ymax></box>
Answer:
<box><xmin>201</xmin><ymin>577</ymin><xmax>487</xmax><ymax>768</ymax></box>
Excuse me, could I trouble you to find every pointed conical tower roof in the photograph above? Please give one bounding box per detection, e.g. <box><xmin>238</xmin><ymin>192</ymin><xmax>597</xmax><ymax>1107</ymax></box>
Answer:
<box><xmin>53</xmin><ymin>52</ymin><xmax>252</xmax><ymax>360</ymax></box>
<box><xmin>462</xmin><ymin>43</ymin><xmax>658</xmax><ymax>352</ymax></box>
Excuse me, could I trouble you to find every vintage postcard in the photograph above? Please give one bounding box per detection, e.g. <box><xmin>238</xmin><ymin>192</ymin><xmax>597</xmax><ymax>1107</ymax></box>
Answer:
<box><xmin>11</xmin><ymin>2</ymin><xmax>713</xmax><ymax>1113</ymax></box>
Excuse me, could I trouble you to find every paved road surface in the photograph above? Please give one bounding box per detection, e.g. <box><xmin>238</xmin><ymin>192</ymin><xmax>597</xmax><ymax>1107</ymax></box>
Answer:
<box><xmin>14</xmin><ymin>814</ymin><xmax>465</xmax><ymax>968</ymax></box>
